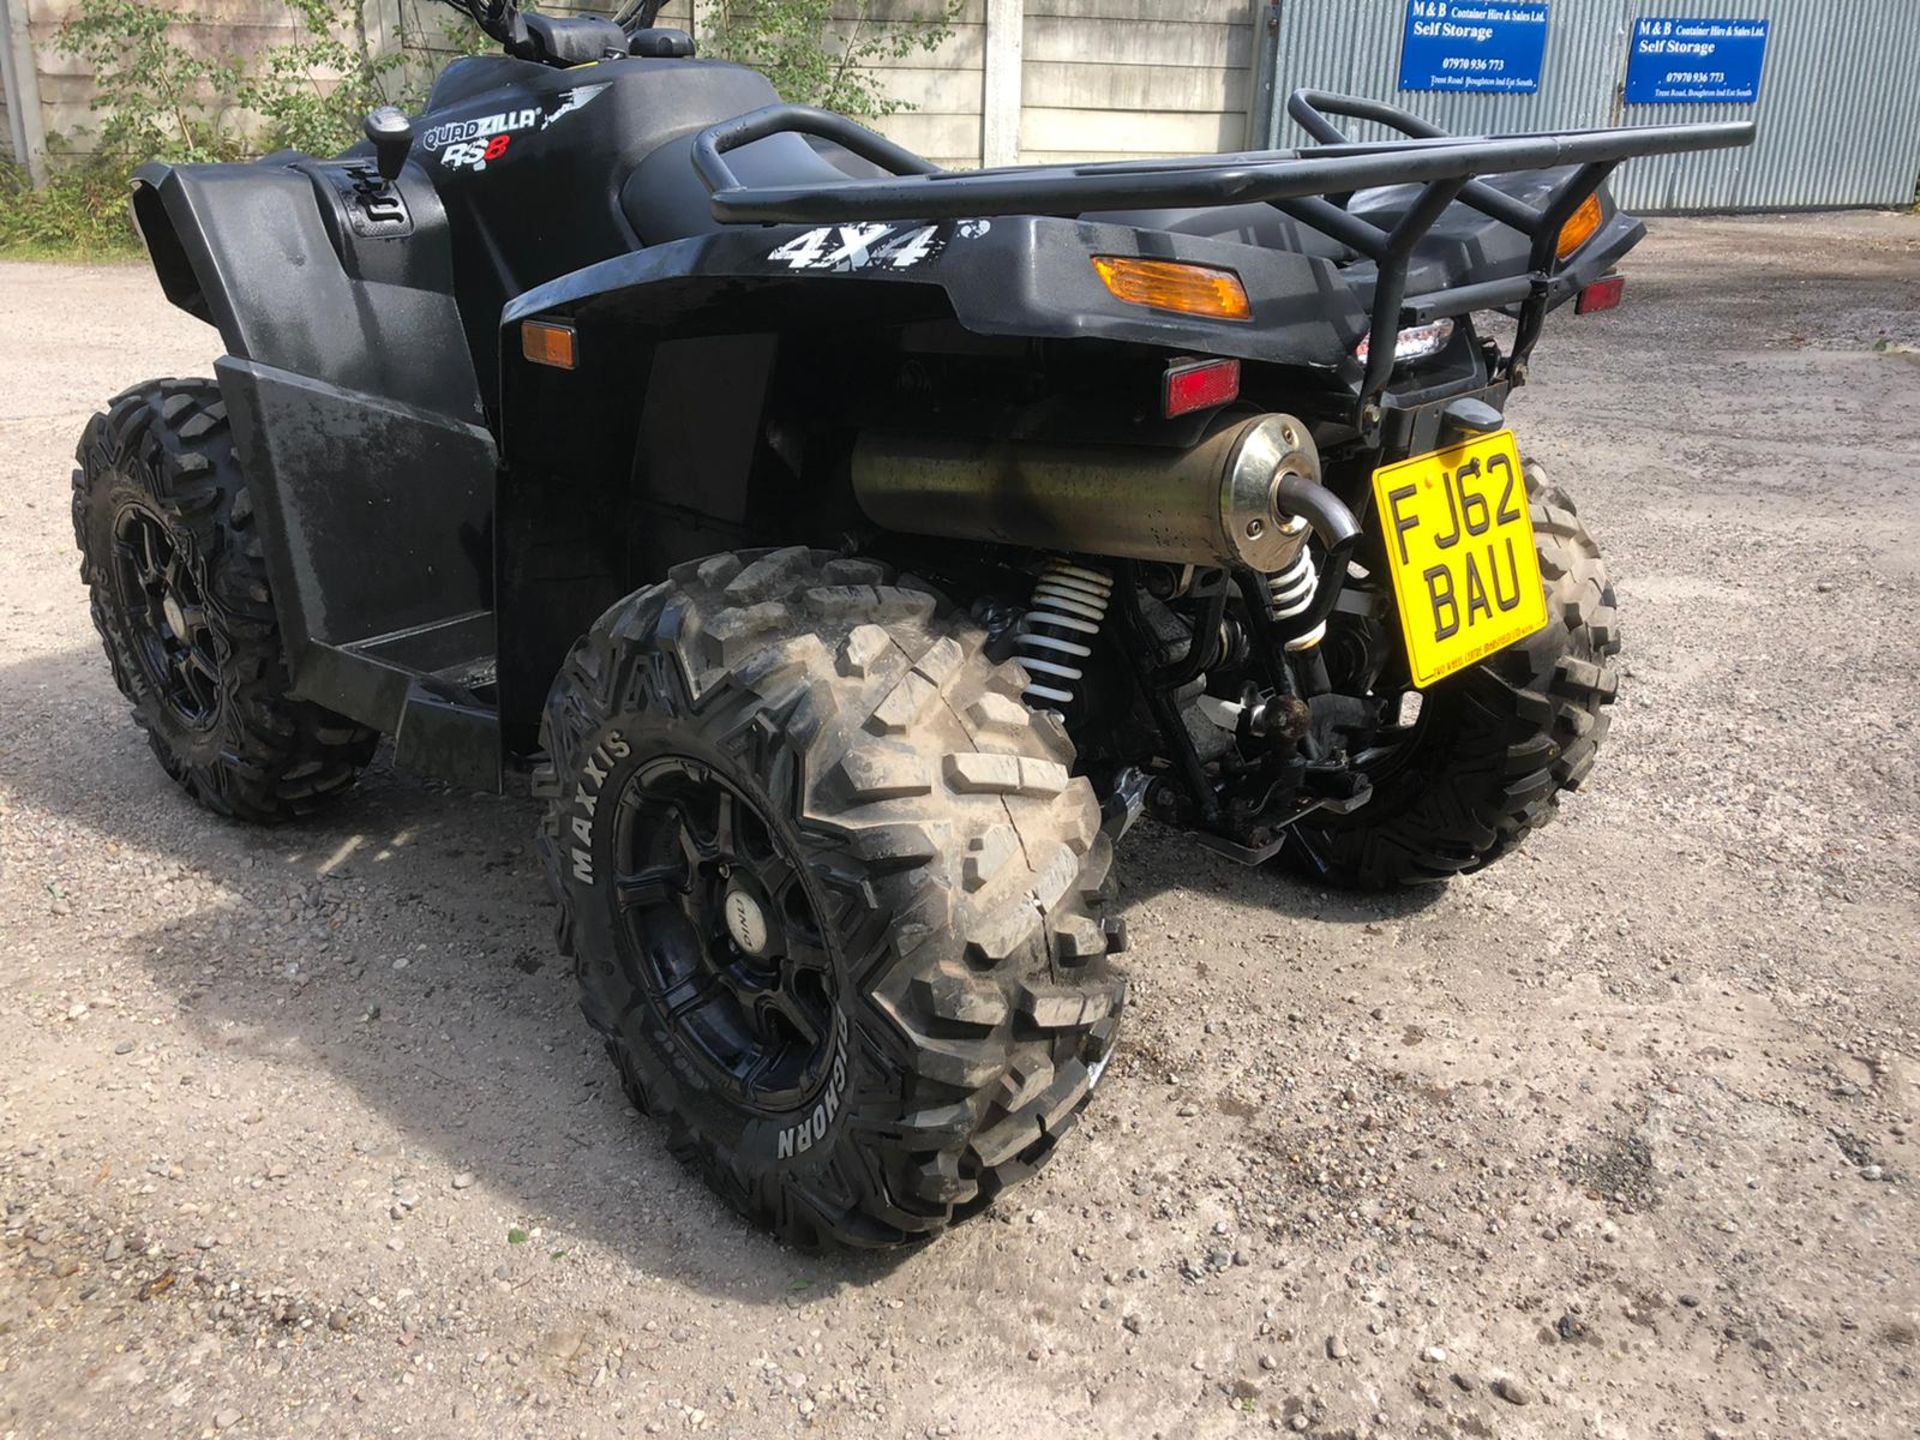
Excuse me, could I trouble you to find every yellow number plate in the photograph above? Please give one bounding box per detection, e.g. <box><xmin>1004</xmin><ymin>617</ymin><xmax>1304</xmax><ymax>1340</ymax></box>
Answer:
<box><xmin>1370</xmin><ymin>430</ymin><xmax>1548</xmax><ymax>689</ymax></box>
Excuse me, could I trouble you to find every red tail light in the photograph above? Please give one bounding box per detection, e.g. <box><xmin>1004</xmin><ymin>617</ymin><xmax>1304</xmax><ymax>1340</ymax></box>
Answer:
<box><xmin>1576</xmin><ymin>276</ymin><xmax>1627</xmax><ymax>315</ymax></box>
<box><xmin>1163</xmin><ymin>358</ymin><xmax>1241</xmax><ymax>418</ymax></box>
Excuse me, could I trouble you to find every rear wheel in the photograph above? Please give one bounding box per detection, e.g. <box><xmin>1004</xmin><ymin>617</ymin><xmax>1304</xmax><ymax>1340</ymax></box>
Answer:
<box><xmin>72</xmin><ymin>379</ymin><xmax>377</xmax><ymax>822</ymax></box>
<box><xmin>1282</xmin><ymin>461</ymin><xmax>1620</xmax><ymax>888</ymax></box>
<box><xmin>539</xmin><ymin>547</ymin><xmax>1126</xmax><ymax>1247</ymax></box>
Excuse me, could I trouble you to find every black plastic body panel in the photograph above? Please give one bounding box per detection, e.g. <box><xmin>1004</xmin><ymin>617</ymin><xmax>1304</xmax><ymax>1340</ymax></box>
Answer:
<box><xmin>624</xmin><ymin>130</ymin><xmax>888</xmax><ymax>245</ymax></box>
<box><xmin>415</xmin><ymin>54</ymin><xmax>784</xmax><ymax>404</ymax></box>
<box><xmin>492</xmin><ymin>304</ymin><xmax>686</xmax><ymax>752</ymax></box>
<box><xmin>490</xmin><ymin>329</ymin><xmax>788</xmax><ymax>752</ymax></box>
<box><xmin>394</xmin><ymin>684</ymin><xmax>503</xmax><ymax>793</ymax></box>
<box><xmin>129</xmin><ymin>55</ymin><xmax>787</xmax><ymax>423</ymax></box>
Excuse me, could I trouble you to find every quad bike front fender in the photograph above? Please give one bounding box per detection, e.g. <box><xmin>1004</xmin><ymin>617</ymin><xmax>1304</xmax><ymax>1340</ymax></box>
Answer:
<box><xmin>130</xmin><ymin>165</ymin><xmax>504</xmax><ymax>784</ymax></box>
<box><xmin>130</xmin><ymin>159</ymin><xmax>484</xmax><ymax>424</ymax></box>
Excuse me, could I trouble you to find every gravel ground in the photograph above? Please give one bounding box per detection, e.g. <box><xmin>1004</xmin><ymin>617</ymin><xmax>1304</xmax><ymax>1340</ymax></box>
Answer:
<box><xmin>2</xmin><ymin>212</ymin><xmax>1918</xmax><ymax>1440</ymax></box>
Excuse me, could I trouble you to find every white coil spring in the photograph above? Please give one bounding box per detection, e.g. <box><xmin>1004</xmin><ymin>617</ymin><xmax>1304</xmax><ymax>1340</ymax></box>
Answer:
<box><xmin>1015</xmin><ymin>561</ymin><xmax>1114</xmax><ymax>709</ymax></box>
<box><xmin>1268</xmin><ymin>548</ymin><xmax>1326</xmax><ymax>652</ymax></box>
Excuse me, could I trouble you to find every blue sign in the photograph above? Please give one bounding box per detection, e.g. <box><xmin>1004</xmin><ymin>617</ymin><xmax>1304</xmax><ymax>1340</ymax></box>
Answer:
<box><xmin>1625</xmin><ymin>17</ymin><xmax>1771</xmax><ymax>104</ymax></box>
<box><xmin>1399</xmin><ymin>2</ymin><xmax>1551</xmax><ymax>94</ymax></box>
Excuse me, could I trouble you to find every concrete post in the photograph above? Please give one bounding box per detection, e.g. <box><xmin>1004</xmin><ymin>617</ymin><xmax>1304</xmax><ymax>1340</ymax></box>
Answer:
<box><xmin>1</xmin><ymin>0</ymin><xmax>48</xmax><ymax>185</ymax></box>
<box><xmin>981</xmin><ymin>0</ymin><xmax>1022</xmax><ymax>168</ymax></box>
<box><xmin>690</xmin><ymin>0</ymin><xmax>718</xmax><ymax>49</ymax></box>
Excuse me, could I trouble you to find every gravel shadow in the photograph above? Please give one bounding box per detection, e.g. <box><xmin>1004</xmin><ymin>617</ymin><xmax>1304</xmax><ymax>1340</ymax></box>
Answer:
<box><xmin>1</xmin><ymin>644</ymin><xmax>916</xmax><ymax>1296</ymax></box>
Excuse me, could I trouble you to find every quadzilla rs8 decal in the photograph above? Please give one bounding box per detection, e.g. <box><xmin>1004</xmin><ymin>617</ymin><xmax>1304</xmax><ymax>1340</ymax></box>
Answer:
<box><xmin>442</xmin><ymin>133</ymin><xmax>515</xmax><ymax>171</ymax></box>
<box><xmin>83</xmin><ymin>0</ymin><xmax>1751</xmax><ymax>1247</ymax></box>
<box><xmin>426</xmin><ymin>81</ymin><xmax>611</xmax><ymax>170</ymax></box>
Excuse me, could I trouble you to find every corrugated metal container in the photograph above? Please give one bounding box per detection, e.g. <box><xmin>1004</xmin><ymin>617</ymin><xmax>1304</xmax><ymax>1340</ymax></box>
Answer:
<box><xmin>1252</xmin><ymin>0</ymin><xmax>1920</xmax><ymax>212</ymax></box>
<box><xmin>1252</xmin><ymin>0</ymin><xmax>1621</xmax><ymax>147</ymax></box>
<box><xmin>1609</xmin><ymin>0</ymin><xmax>1920</xmax><ymax>211</ymax></box>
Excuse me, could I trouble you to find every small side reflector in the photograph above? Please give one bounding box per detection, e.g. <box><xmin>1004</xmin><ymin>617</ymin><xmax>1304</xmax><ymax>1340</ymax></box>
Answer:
<box><xmin>1163</xmin><ymin>357</ymin><xmax>1242</xmax><ymax>418</ymax></box>
<box><xmin>522</xmin><ymin>320</ymin><xmax>577</xmax><ymax>370</ymax></box>
<box><xmin>1576</xmin><ymin>275</ymin><xmax>1627</xmax><ymax>315</ymax></box>
<box><xmin>1093</xmin><ymin>257</ymin><xmax>1252</xmax><ymax>322</ymax></box>
<box><xmin>1556</xmin><ymin>193</ymin><xmax>1605</xmax><ymax>261</ymax></box>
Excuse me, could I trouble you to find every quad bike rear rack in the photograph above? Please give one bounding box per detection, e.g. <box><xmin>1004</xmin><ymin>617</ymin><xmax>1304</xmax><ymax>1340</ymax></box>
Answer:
<box><xmin>694</xmin><ymin>89</ymin><xmax>1755</xmax><ymax>415</ymax></box>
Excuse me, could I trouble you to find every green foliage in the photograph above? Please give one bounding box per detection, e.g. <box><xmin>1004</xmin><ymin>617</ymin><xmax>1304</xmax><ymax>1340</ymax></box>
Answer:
<box><xmin>704</xmin><ymin>0</ymin><xmax>961</xmax><ymax>118</ymax></box>
<box><xmin>3</xmin><ymin>0</ymin><xmax>949</xmax><ymax>257</ymax></box>
<box><xmin>57</xmin><ymin>0</ymin><xmax>249</xmax><ymax>166</ymax></box>
<box><xmin>4</xmin><ymin>0</ymin><xmax>433</xmax><ymax>256</ymax></box>
<box><xmin>238</xmin><ymin>0</ymin><xmax>414</xmax><ymax>158</ymax></box>
<box><xmin>57</xmin><ymin>0</ymin><xmax>420</xmax><ymax>167</ymax></box>
<box><xmin>0</xmin><ymin>160</ymin><xmax>144</xmax><ymax>257</ymax></box>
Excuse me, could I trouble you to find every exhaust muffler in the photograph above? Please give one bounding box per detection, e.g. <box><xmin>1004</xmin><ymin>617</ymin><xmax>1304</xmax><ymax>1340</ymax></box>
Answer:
<box><xmin>851</xmin><ymin>415</ymin><xmax>1323</xmax><ymax>572</ymax></box>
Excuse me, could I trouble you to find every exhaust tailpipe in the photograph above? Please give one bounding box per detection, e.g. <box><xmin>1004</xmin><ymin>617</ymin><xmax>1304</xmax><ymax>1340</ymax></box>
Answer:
<box><xmin>851</xmin><ymin>415</ymin><xmax>1322</xmax><ymax>572</ymax></box>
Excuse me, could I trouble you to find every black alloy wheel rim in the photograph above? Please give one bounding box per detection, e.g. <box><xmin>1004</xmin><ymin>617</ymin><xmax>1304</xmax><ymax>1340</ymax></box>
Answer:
<box><xmin>112</xmin><ymin>504</ymin><xmax>221</xmax><ymax>729</ymax></box>
<box><xmin>613</xmin><ymin>758</ymin><xmax>840</xmax><ymax>1113</ymax></box>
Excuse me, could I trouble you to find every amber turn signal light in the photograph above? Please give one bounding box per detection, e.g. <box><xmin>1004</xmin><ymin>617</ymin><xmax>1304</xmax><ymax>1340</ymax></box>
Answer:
<box><xmin>1555</xmin><ymin>194</ymin><xmax>1605</xmax><ymax>262</ymax></box>
<box><xmin>522</xmin><ymin>320</ymin><xmax>577</xmax><ymax>370</ymax></box>
<box><xmin>1093</xmin><ymin>257</ymin><xmax>1252</xmax><ymax>322</ymax></box>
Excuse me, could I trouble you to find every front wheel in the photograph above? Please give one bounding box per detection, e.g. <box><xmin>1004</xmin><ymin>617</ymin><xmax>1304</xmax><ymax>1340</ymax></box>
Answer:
<box><xmin>72</xmin><ymin>379</ymin><xmax>377</xmax><ymax>821</ymax></box>
<box><xmin>1283</xmin><ymin>461</ymin><xmax>1620</xmax><ymax>888</ymax></box>
<box><xmin>539</xmin><ymin>547</ymin><xmax>1126</xmax><ymax>1248</ymax></box>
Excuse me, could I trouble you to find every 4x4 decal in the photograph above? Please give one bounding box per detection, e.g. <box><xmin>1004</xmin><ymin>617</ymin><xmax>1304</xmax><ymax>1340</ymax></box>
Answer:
<box><xmin>429</xmin><ymin>82</ymin><xmax>612</xmax><ymax>172</ymax></box>
<box><xmin>766</xmin><ymin>221</ymin><xmax>977</xmax><ymax>272</ymax></box>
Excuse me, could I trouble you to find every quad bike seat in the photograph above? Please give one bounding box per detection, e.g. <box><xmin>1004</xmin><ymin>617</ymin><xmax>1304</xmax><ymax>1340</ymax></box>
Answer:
<box><xmin>624</xmin><ymin>129</ymin><xmax>887</xmax><ymax>246</ymax></box>
<box><xmin>624</xmin><ymin>118</ymin><xmax>1350</xmax><ymax>260</ymax></box>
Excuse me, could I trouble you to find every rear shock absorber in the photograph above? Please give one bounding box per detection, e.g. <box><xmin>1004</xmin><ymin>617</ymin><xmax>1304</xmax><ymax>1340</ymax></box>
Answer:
<box><xmin>1014</xmin><ymin>560</ymin><xmax>1114</xmax><ymax>710</ymax></box>
<box><xmin>1267</xmin><ymin>543</ymin><xmax>1326</xmax><ymax>652</ymax></box>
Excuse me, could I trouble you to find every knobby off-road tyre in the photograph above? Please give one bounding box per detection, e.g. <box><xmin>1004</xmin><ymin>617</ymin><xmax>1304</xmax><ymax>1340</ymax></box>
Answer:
<box><xmin>538</xmin><ymin>547</ymin><xmax>1126</xmax><ymax>1248</ymax></box>
<box><xmin>1286</xmin><ymin>461</ymin><xmax>1620</xmax><ymax>888</ymax></box>
<box><xmin>72</xmin><ymin>378</ymin><xmax>377</xmax><ymax>822</ymax></box>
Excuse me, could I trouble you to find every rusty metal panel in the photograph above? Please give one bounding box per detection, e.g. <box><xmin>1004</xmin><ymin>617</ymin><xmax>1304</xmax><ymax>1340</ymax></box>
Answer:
<box><xmin>1254</xmin><ymin>0</ymin><xmax>1920</xmax><ymax>212</ymax></box>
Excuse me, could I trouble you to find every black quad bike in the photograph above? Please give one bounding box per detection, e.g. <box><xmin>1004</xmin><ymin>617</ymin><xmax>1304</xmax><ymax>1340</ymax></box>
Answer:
<box><xmin>72</xmin><ymin>0</ymin><xmax>1753</xmax><ymax>1246</ymax></box>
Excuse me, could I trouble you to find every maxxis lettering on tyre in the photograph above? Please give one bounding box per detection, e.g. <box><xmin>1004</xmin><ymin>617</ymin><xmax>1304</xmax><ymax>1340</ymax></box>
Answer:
<box><xmin>567</xmin><ymin>729</ymin><xmax>629</xmax><ymax>884</ymax></box>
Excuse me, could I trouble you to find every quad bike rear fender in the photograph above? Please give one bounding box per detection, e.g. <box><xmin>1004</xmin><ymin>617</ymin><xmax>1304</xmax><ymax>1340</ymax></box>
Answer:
<box><xmin>502</xmin><ymin>214</ymin><xmax>1372</xmax><ymax>367</ymax></box>
<box><xmin>132</xmin><ymin>161</ymin><xmax>503</xmax><ymax>785</ymax></box>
